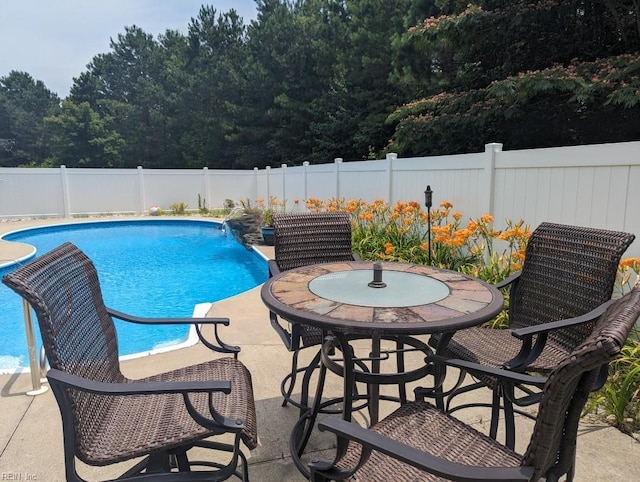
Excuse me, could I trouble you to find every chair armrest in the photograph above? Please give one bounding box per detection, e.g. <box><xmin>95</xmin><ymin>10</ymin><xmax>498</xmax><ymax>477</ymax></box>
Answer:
<box><xmin>312</xmin><ymin>418</ymin><xmax>534</xmax><ymax>481</ymax></box>
<box><xmin>46</xmin><ymin>368</ymin><xmax>232</xmax><ymax>396</ymax></box>
<box><xmin>511</xmin><ymin>299</ymin><xmax>613</xmax><ymax>339</ymax></box>
<box><xmin>428</xmin><ymin>354</ymin><xmax>547</xmax><ymax>389</ymax></box>
<box><xmin>494</xmin><ymin>271</ymin><xmax>520</xmax><ymax>290</ymax></box>
<box><xmin>107</xmin><ymin>307</ymin><xmax>240</xmax><ymax>356</ymax></box>
<box><xmin>268</xmin><ymin>259</ymin><xmax>281</xmax><ymax>277</ymax></box>
<box><xmin>107</xmin><ymin>307</ymin><xmax>230</xmax><ymax>326</ymax></box>
<box><xmin>504</xmin><ymin>299</ymin><xmax>614</xmax><ymax>370</ymax></box>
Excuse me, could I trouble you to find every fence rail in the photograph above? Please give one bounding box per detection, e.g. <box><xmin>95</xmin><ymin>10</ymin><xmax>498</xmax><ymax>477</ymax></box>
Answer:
<box><xmin>2</xmin><ymin>141</ymin><xmax>639</xmax><ymax>256</ymax></box>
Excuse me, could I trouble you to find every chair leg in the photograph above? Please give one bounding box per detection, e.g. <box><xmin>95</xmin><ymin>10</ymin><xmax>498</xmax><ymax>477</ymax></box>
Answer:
<box><xmin>311</xmin><ymin>470</ymin><xmax>331</xmax><ymax>482</ymax></box>
<box><xmin>489</xmin><ymin>388</ymin><xmax>502</xmax><ymax>441</ymax></box>
<box><xmin>174</xmin><ymin>450</ymin><xmax>190</xmax><ymax>471</ymax></box>
<box><xmin>488</xmin><ymin>385</ymin><xmax>516</xmax><ymax>449</ymax></box>
<box><xmin>299</xmin><ymin>349</ymin><xmax>323</xmax><ymax>417</ymax></box>
<box><xmin>282</xmin><ymin>349</ymin><xmax>302</xmax><ymax>407</ymax></box>
<box><xmin>396</xmin><ymin>339</ymin><xmax>407</xmax><ymax>405</ymax></box>
<box><xmin>238</xmin><ymin>449</ymin><xmax>250</xmax><ymax>482</ymax></box>
<box><xmin>415</xmin><ymin>367</ymin><xmax>468</xmax><ymax>410</ymax></box>
<box><xmin>146</xmin><ymin>451</ymin><xmax>172</xmax><ymax>472</ymax></box>
<box><xmin>503</xmin><ymin>395</ymin><xmax>516</xmax><ymax>449</ymax></box>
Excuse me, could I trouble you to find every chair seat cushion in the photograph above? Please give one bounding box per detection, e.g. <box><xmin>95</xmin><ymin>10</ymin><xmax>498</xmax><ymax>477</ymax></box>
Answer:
<box><xmin>337</xmin><ymin>401</ymin><xmax>523</xmax><ymax>481</ymax></box>
<box><xmin>432</xmin><ymin>326</ymin><xmax>572</xmax><ymax>387</ymax></box>
<box><xmin>75</xmin><ymin>357</ymin><xmax>257</xmax><ymax>466</ymax></box>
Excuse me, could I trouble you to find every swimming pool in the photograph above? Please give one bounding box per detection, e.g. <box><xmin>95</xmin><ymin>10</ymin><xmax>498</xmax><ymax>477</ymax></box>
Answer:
<box><xmin>0</xmin><ymin>219</ymin><xmax>268</xmax><ymax>372</ymax></box>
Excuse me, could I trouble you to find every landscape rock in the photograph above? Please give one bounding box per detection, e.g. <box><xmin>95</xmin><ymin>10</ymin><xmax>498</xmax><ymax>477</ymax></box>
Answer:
<box><xmin>225</xmin><ymin>213</ymin><xmax>265</xmax><ymax>248</ymax></box>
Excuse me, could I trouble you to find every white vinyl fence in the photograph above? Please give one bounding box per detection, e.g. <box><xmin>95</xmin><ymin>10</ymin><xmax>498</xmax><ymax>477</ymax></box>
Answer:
<box><xmin>1</xmin><ymin>141</ymin><xmax>639</xmax><ymax>256</ymax></box>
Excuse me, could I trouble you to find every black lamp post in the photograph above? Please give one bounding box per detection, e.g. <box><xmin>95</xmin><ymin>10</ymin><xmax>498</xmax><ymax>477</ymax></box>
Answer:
<box><xmin>424</xmin><ymin>185</ymin><xmax>433</xmax><ymax>265</ymax></box>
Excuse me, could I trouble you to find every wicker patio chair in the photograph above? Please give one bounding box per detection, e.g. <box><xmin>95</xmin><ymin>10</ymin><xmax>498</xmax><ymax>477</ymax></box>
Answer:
<box><xmin>427</xmin><ymin>222</ymin><xmax>634</xmax><ymax>448</ymax></box>
<box><xmin>2</xmin><ymin>242</ymin><xmax>258</xmax><ymax>482</ymax></box>
<box><xmin>310</xmin><ymin>286</ymin><xmax>640</xmax><ymax>482</ymax></box>
<box><xmin>269</xmin><ymin>211</ymin><xmax>361</xmax><ymax>407</ymax></box>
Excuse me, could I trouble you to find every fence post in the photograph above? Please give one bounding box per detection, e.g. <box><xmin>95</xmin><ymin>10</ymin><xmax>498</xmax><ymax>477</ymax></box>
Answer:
<box><xmin>253</xmin><ymin>167</ymin><xmax>259</xmax><ymax>203</ymax></box>
<box><xmin>482</xmin><ymin>143</ymin><xmax>502</xmax><ymax>216</ymax></box>
<box><xmin>137</xmin><ymin>166</ymin><xmax>145</xmax><ymax>214</ymax></box>
<box><xmin>266</xmin><ymin>166</ymin><xmax>271</xmax><ymax>202</ymax></box>
<box><xmin>281</xmin><ymin>164</ymin><xmax>287</xmax><ymax>209</ymax></box>
<box><xmin>303</xmin><ymin>161</ymin><xmax>309</xmax><ymax>209</ymax></box>
<box><xmin>203</xmin><ymin>166</ymin><xmax>210</xmax><ymax>210</ymax></box>
<box><xmin>334</xmin><ymin>158</ymin><xmax>343</xmax><ymax>198</ymax></box>
<box><xmin>385</xmin><ymin>153</ymin><xmax>397</xmax><ymax>204</ymax></box>
<box><xmin>60</xmin><ymin>165</ymin><xmax>70</xmax><ymax>217</ymax></box>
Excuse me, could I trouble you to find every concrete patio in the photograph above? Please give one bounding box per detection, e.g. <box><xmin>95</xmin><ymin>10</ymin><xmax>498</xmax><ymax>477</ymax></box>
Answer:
<box><xmin>1</xmin><ymin>218</ymin><xmax>639</xmax><ymax>481</ymax></box>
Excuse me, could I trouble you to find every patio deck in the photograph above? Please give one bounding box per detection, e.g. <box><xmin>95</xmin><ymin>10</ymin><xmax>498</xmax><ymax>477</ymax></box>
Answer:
<box><xmin>1</xmin><ymin>218</ymin><xmax>639</xmax><ymax>481</ymax></box>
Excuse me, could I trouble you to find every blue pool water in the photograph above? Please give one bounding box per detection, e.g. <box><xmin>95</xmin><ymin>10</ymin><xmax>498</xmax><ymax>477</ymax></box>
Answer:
<box><xmin>0</xmin><ymin>219</ymin><xmax>268</xmax><ymax>371</ymax></box>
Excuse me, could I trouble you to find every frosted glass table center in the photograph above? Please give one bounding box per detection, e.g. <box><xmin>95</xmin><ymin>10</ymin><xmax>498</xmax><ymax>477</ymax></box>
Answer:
<box><xmin>309</xmin><ymin>269</ymin><xmax>449</xmax><ymax>307</ymax></box>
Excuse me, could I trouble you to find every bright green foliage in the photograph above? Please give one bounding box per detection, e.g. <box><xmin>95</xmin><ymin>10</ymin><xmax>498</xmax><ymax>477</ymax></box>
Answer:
<box><xmin>305</xmin><ymin>196</ymin><xmax>529</xmax><ymax>280</ymax></box>
<box><xmin>585</xmin><ymin>329</ymin><xmax>640</xmax><ymax>434</ymax></box>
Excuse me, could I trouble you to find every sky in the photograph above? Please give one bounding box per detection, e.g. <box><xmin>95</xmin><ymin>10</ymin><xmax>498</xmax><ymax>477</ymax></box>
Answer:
<box><xmin>0</xmin><ymin>1</ymin><xmax>258</xmax><ymax>98</ymax></box>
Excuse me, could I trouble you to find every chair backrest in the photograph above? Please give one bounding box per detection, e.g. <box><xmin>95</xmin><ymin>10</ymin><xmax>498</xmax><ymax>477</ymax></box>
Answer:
<box><xmin>511</xmin><ymin>222</ymin><xmax>635</xmax><ymax>350</ymax></box>
<box><xmin>273</xmin><ymin>212</ymin><xmax>356</xmax><ymax>272</ymax></box>
<box><xmin>2</xmin><ymin>242</ymin><xmax>123</xmax><ymax>383</ymax></box>
<box><xmin>523</xmin><ymin>286</ymin><xmax>640</xmax><ymax>480</ymax></box>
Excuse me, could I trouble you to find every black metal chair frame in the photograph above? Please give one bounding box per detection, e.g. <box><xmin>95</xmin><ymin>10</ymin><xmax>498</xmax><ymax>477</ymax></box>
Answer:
<box><xmin>2</xmin><ymin>242</ymin><xmax>258</xmax><ymax>481</ymax></box>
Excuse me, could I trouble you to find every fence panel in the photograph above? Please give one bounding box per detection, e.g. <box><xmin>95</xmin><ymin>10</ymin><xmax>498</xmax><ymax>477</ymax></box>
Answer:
<box><xmin>207</xmin><ymin>170</ymin><xmax>256</xmax><ymax>209</ymax></box>
<box><xmin>304</xmin><ymin>163</ymin><xmax>340</xmax><ymax>202</ymax></box>
<box><xmin>141</xmin><ymin>169</ymin><xmax>206</xmax><ymax>213</ymax></box>
<box><xmin>1</xmin><ymin>141</ymin><xmax>639</xmax><ymax>256</ymax></box>
<box><xmin>66</xmin><ymin>169</ymin><xmax>139</xmax><ymax>215</ymax></box>
<box><xmin>493</xmin><ymin>142</ymin><xmax>640</xmax><ymax>241</ymax></box>
<box><xmin>0</xmin><ymin>168</ymin><xmax>64</xmax><ymax>217</ymax></box>
<box><xmin>338</xmin><ymin>160</ymin><xmax>390</xmax><ymax>203</ymax></box>
<box><xmin>392</xmin><ymin>153</ymin><xmax>486</xmax><ymax>219</ymax></box>
<box><xmin>280</xmin><ymin>165</ymin><xmax>306</xmax><ymax>209</ymax></box>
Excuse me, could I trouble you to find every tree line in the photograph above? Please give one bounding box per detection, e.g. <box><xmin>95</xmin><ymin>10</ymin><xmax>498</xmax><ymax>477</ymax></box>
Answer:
<box><xmin>1</xmin><ymin>0</ymin><xmax>639</xmax><ymax>169</ymax></box>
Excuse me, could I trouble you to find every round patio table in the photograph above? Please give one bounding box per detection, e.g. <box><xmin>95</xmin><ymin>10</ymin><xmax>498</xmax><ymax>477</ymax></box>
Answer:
<box><xmin>260</xmin><ymin>260</ymin><xmax>504</xmax><ymax>477</ymax></box>
<box><xmin>262</xmin><ymin>261</ymin><xmax>503</xmax><ymax>335</ymax></box>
